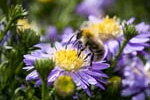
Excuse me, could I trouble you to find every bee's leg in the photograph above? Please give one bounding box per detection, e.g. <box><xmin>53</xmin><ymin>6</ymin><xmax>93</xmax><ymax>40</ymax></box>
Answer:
<box><xmin>77</xmin><ymin>42</ymin><xmax>81</xmax><ymax>56</ymax></box>
<box><xmin>77</xmin><ymin>41</ymin><xmax>83</xmax><ymax>56</ymax></box>
<box><xmin>84</xmin><ymin>53</ymin><xmax>91</xmax><ymax>61</ymax></box>
<box><xmin>73</xmin><ymin>40</ymin><xmax>79</xmax><ymax>47</ymax></box>
<box><xmin>73</xmin><ymin>40</ymin><xmax>82</xmax><ymax>55</ymax></box>
<box><xmin>76</xmin><ymin>41</ymin><xmax>81</xmax><ymax>50</ymax></box>
<box><xmin>90</xmin><ymin>52</ymin><xmax>94</xmax><ymax>66</ymax></box>
<box><xmin>78</xmin><ymin>45</ymin><xmax>86</xmax><ymax>57</ymax></box>
<box><xmin>88</xmin><ymin>47</ymin><xmax>94</xmax><ymax>66</ymax></box>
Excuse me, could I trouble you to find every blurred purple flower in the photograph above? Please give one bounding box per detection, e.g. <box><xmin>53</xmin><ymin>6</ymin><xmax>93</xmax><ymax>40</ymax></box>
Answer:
<box><xmin>23</xmin><ymin>42</ymin><xmax>109</xmax><ymax>96</ymax></box>
<box><xmin>121</xmin><ymin>57</ymin><xmax>150</xmax><ymax>100</ymax></box>
<box><xmin>76</xmin><ymin>0</ymin><xmax>103</xmax><ymax>17</ymax></box>
<box><xmin>40</xmin><ymin>26</ymin><xmax>59</xmax><ymax>42</ymax></box>
<box><xmin>41</xmin><ymin>26</ymin><xmax>74</xmax><ymax>43</ymax></box>
<box><xmin>101</xmin><ymin>0</ymin><xmax>116</xmax><ymax>8</ymax></box>
<box><xmin>76</xmin><ymin>0</ymin><xmax>115</xmax><ymax>17</ymax></box>
<box><xmin>61</xmin><ymin>27</ymin><xmax>74</xmax><ymax>44</ymax></box>
<box><xmin>0</xmin><ymin>23</ymin><xmax>11</xmax><ymax>46</ymax></box>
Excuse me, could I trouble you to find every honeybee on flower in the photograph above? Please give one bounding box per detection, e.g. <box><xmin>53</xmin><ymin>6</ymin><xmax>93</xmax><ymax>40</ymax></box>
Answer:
<box><xmin>62</xmin><ymin>15</ymin><xmax>150</xmax><ymax>60</ymax></box>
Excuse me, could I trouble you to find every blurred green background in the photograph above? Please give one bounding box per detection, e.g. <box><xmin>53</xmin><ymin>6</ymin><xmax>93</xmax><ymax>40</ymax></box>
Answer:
<box><xmin>0</xmin><ymin>0</ymin><xmax>149</xmax><ymax>33</ymax></box>
<box><xmin>0</xmin><ymin>0</ymin><xmax>150</xmax><ymax>100</ymax></box>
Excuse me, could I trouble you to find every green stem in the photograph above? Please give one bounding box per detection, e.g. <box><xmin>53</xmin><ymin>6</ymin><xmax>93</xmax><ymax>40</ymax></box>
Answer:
<box><xmin>110</xmin><ymin>38</ymin><xmax>128</xmax><ymax>69</ymax></box>
<box><xmin>0</xmin><ymin>14</ymin><xmax>26</xmax><ymax>42</ymax></box>
<box><xmin>42</xmin><ymin>79</ymin><xmax>47</xmax><ymax>100</ymax></box>
<box><xmin>49</xmin><ymin>87</ymin><xmax>55</xmax><ymax>97</ymax></box>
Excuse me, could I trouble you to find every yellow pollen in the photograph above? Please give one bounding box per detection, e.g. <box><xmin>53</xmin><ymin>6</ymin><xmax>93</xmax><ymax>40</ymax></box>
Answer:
<box><xmin>97</xmin><ymin>16</ymin><xmax>121</xmax><ymax>40</ymax></box>
<box><xmin>54</xmin><ymin>49</ymin><xmax>85</xmax><ymax>71</ymax></box>
<box><xmin>81</xmin><ymin>16</ymin><xmax>122</xmax><ymax>41</ymax></box>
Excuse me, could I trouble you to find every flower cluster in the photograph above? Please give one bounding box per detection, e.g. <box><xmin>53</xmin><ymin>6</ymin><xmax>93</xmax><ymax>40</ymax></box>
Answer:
<box><xmin>23</xmin><ymin>15</ymin><xmax>150</xmax><ymax>99</ymax></box>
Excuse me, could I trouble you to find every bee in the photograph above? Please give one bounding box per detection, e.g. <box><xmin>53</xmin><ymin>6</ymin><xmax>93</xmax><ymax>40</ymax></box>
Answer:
<box><xmin>74</xmin><ymin>30</ymin><xmax>105</xmax><ymax>66</ymax></box>
<box><xmin>66</xmin><ymin>22</ymin><xmax>105</xmax><ymax>66</ymax></box>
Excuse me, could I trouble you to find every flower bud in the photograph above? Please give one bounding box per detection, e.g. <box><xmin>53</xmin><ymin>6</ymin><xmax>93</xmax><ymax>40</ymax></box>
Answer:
<box><xmin>107</xmin><ymin>76</ymin><xmax>121</xmax><ymax>94</ymax></box>
<box><xmin>35</xmin><ymin>58</ymin><xmax>55</xmax><ymax>80</ymax></box>
<box><xmin>54</xmin><ymin>75</ymin><xmax>75</xmax><ymax>97</ymax></box>
<box><xmin>17</xmin><ymin>19</ymin><xmax>31</xmax><ymax>30</ymax></box>
<box><xmin>18</xmin><ymin>29</ymin><xmax>40</xmax><ymax>47</ymax></box>
<box><xmin>123</xmin><ymin>23</ymin><xmax>138</xmax><ymax>40</ymax></box>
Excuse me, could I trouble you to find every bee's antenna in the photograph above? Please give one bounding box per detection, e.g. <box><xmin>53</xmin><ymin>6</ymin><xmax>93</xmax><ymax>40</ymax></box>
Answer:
<box><xmin>65</xmin><ymin>34</ymin><xmax>75</xmax><ymax>49</ymax></box>
<box><xmin>65</xmin><ymin>30</ymin><xmax>80</xmax><ymax>49</ymax></box>
<box><xmin>65</xmin><ymin>30</ymin><xmax>82</xmax><ymax>48</ymax></box>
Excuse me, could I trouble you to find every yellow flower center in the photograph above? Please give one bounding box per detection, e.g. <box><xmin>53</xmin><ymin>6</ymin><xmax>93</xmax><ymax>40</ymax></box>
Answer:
<box><xmin>98</xmin><ymin>16</ymin><xmax>121</xmax><ymax>37</ymax></box>
<box><xmin>54</xmin><ymin>49</ymin><xmax>85</xmax><ymax>71</ymax></box>
<box><xmin>81</xmin><ymin>16</ymin><xmax>122</xmax><ymax>41</ymax></box>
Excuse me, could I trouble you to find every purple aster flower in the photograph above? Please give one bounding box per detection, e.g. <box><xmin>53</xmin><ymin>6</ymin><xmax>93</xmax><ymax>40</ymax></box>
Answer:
<box><xmin>61</xmin><ymin>16</ymin><xmax>150</xmax><ymax>60</ymax></box>
<box><xmin>23</xmin><ymin>42</ymin><xmax>109</xmax><ymax>96</ymax></box>
<box><xmin>122</xmin><ymin>18</ymin><xmax>150</xmax><ymax>54</ymax></box>
<box><xmin>40</xmin><ymin>26</ymin><xmax>60</xmax><ymax>42</ymax></box>
<box><xmin>61</xmin><ymin>27</ymin><xmax>74</xmax><ymax>44</ymax></box>
<box><xmin>76</xmin><ymin>0</ymin><xmax>115</xmax><ymax>17</ymax></box>
<box><xmin>115</xmin><ymin>51</ymin><xmax>150</xmax><ymax>72</ymax></box>
<box><xmin>41</xmin><ymin>26</ymin><xmax>74</xmax><ymax>43</ymax></box>
<box><xmin>76</xmin><ymin>0</ymin><xmax>104</xmax><ymax>17</ymax></box>
<box><xmin>89</xmin><ymin>16</ymin><xmax>150</xmax><ymax>58</ymax></box>
<box><xmin>121</xmin><ymin>56</ymin><xmax>150</xmax><ymax>100</ymax></box>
